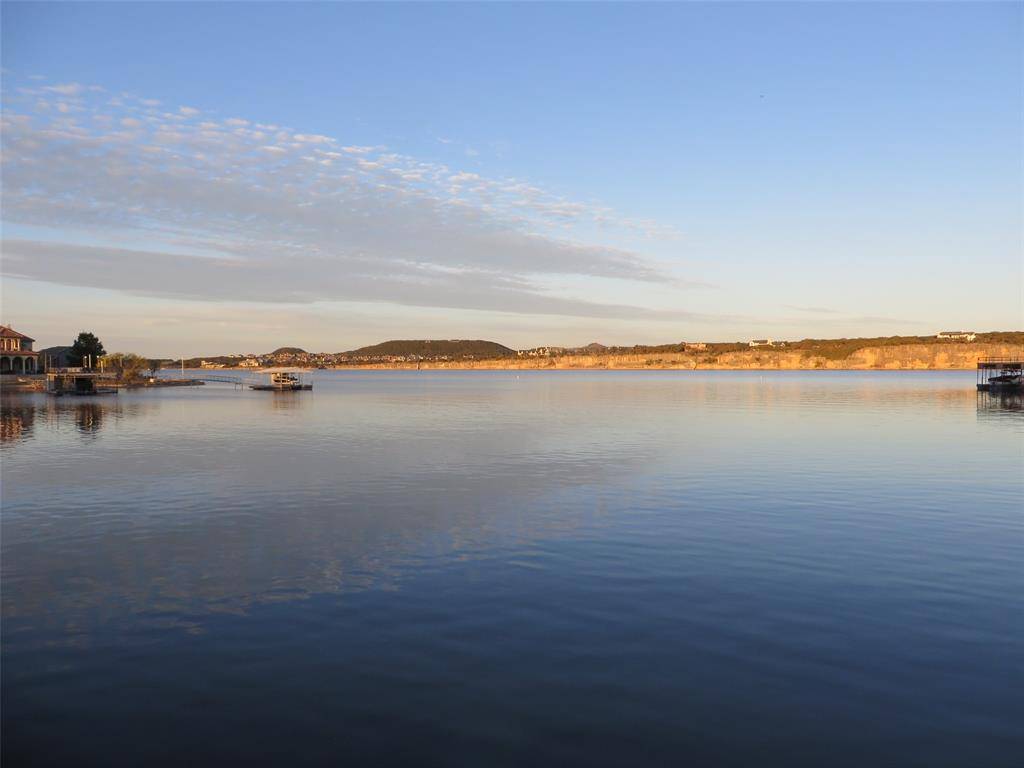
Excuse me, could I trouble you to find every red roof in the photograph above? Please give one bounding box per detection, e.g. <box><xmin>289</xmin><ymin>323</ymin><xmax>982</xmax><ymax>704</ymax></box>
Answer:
<box><xmin>0</xmin><ymin>325</ymin><xmax>34</xmax><ymax>342</ymax></box>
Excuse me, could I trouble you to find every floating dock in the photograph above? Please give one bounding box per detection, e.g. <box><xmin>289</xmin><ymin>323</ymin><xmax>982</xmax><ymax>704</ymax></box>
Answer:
<box><xmin>977</xmin><ymin>357</ymin><xmax>1023</xmax><ymax>391</ymax></box>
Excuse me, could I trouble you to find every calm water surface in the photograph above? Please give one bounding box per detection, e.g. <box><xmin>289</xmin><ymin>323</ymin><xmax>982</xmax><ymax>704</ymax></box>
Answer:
<box><xmin>2</xmin><ymin>371</ymin><xmax>1022</xmax><ymax>766</ymax></box>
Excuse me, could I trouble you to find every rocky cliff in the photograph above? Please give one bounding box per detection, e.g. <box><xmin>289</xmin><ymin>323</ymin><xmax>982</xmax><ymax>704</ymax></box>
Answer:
<box><xmin>347</xmin><ymin>342</ymin><xmax>1021</xmax><ymax>370</ymax></box>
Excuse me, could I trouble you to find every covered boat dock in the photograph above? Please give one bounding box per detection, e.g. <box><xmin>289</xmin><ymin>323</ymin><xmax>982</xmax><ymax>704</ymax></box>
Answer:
<box><xmin>977</xmin><ymin>357</ymin><xmax>1023</xmax><ymax>392</ymax></box>
<box><xmin>46</xmin><ymin>370</ymin><xmax>119</xmax><ymax>396</ymax></box>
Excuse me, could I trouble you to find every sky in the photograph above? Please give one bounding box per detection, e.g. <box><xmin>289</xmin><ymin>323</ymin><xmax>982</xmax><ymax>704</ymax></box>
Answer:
<box><xmin>1</xmin><ymin>1</ymin><xmax>1021</xmax><ymax>356</ymax></box>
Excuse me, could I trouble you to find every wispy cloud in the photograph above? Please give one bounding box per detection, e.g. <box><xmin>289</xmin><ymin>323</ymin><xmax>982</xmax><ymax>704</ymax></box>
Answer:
<box><xmin>1</xmin><ymin>81</ymin><xmax>695</xmax><ymax>320</ymax></box>
<box><xmin>2</xmin><ymin>240</ymin><xmax>709</xmax><ymax>321</ymax></box>
<box><xmin>784</xmin><ymin>305</ymin><xmax>840</xmax><ymax>314</ymax></box>
<box><xmin>42</xmin><ymin>82</ymin><xmax>84</xmax><ymax>96</ymax></box>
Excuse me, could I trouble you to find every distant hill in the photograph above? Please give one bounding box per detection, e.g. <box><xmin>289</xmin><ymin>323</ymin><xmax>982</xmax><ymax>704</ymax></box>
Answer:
<box><xmin>271</xmin><ymin>347</ymin><xmax>306</xmax><ymax>355</ymax></box>
<box><xmin>345</xmin><ymin>339</ymin><xmax>516</xmax><ymax>359</ymax></box>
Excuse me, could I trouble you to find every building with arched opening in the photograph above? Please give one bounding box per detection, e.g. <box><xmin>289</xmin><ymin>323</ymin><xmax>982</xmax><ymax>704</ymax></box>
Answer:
<box><xmin>1</xmin><ymin>326</ymin><xmax>39</xmax><ymax>374</ymax></box>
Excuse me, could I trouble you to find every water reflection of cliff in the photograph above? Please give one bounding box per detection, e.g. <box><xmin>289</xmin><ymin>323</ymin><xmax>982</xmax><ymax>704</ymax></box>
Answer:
<box><xmin>2</xmin><ymin>382</ymin><xmax>665</xmax><ymax>641</ymax></box>
<box><xmin>3</xmin><ymin>372</ymin><xmax>1013</xmax><ymax>646</ymax></box>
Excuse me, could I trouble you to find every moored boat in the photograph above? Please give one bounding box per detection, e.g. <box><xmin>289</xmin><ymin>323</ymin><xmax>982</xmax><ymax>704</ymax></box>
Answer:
<box><xmin>250</xmin><ymin>372</ymin><xmax>312</xmax><ymax>391</ymax></box>
<box><xmin>984</xmin><ymin>373</ymin><xmax>1022</xmax><ymax>391</ymax></box>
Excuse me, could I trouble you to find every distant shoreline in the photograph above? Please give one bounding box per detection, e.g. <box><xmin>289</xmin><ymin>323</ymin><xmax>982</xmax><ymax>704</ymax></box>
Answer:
<box><xmin>186</xmin><ymin>342</ymin><xmax>1022</xmax><ymax>373</ymax></box>
<box><xmin>176</xmin><ymin>336</ymin><xmax>1024</xmax><ymax>373</ymax></box>
<box><xmin>313</xmin><ymin>364</ymin><xmax>983</xmax><ymax>372</ymax></box>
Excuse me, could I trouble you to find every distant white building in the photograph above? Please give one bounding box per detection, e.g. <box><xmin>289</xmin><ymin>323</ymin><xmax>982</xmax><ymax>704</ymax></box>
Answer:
<box><xmin>517</xmin><ymin>347</ymin><xmax>565</xmax><ymax>358</ymax></box>
<box><xmin>937</xmin><ymin>331</ymin><xmax>976</xmax><ymax>342</ymax></box>
<box><xmin>748</xmin><ymin>339</ymin><xmax>774</xmax><ymax>348</ymax></box>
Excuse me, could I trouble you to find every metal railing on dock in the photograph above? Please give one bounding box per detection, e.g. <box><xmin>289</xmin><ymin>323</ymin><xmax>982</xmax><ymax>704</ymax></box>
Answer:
<box><xmin>977</xmin><ymin>356</ymin><xmax>1024</xmax><ymax>366</ymax></box>
<box><xmin>181</xmin><ymin>374</ymin><xmax>248</xmax><ymax>385</ymax></box>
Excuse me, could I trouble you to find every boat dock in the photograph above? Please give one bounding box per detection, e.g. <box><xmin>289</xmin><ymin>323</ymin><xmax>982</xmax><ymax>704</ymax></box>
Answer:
<box><xmin>45</xmin><ymin>370</ymin><xmax>119</xmax><ymax>396</ymax></box>
<box><xmin>977</xmin><ymin>357</ymin><xmax>1023</xmax><ymax>391</ymax></box>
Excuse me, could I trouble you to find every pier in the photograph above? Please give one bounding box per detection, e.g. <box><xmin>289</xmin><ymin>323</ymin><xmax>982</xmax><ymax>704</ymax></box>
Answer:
<box><xmin>46</xmin><ymin>370</ymin><xmax>118</xmax><ymax>396</ymax></box>
<box><xmin>976</xmin><ymin>357</ymin><xmax>1023</xmax><ymax>391</ymax></box>
<box><xmin>170</xmin><ymin>371</ymin><xmax>312</xmax><ymax>391</ymax></box>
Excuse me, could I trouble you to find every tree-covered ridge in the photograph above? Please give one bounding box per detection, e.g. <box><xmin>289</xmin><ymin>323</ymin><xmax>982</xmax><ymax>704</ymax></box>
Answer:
<box><xmin>344</xmin><ymin>340</ymin><xmax>517</xmax><ymax>359</ymax></box>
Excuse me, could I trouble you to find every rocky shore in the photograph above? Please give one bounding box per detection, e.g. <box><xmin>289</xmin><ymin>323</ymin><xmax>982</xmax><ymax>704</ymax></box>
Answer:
<box><xmin>330</xmin><ymin>342</ymin><xmax>1022</xmax><ymax>371</ymax></box>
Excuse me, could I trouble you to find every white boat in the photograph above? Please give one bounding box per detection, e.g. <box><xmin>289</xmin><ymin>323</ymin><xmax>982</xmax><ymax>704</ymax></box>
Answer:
<box><xmin>249</xmin><ymin>372</ymin><xmax>312</xmax><ymax>391</ymax></box>
<box><xmin>986</xmin><ymin>373</ymin><xmax>1022</xmax><ymax>391</ymax></box>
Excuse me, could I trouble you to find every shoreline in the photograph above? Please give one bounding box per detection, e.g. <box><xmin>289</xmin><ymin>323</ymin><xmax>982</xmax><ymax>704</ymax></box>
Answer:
<box><xmin>223</xmin><ymin>342</ymin><xmax>1023</xmax><ymax>373</ymax></box>
<box><xmin>315</xmin><ymin>365</ymin><xmax>984</xmax><ymax>372</ymax></box>
<box><xmin>187</xmin><ymin>343</ymin><xmax>1022</xmax><ymax>373</ymax></box>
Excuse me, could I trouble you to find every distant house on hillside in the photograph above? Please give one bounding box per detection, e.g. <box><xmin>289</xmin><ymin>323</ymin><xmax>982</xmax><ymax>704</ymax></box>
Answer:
<box><xmin>1</xmin><ymin>326</ymin><xmax>39</xmax><ymax>374</ymax></box>
<box><xmin>748</xmin><ymin>339</ymin><xmax>774</xmax><ymax>348</ymax></box>
<box><xmin>517</xmin><ymin>347</ymin><xmax>565</xmax><ymax>358</ymax></box>
<box><xmin>685</xmin><ymin>342</ymin><xmax>708</xmax><ymax>351</ymax></box>
<box><xmin>937</xmin><ymin>331</ymin><xmax>976</xmax><ymax>341</ymax></box>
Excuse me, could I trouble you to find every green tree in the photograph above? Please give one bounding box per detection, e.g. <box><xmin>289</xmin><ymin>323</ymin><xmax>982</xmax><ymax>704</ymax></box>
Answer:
<box><xmin>103</xmin><ymin>352</ymin><xmax>148</xmax><ymax>382</ymax></box>
<box><xmin>147</xmin><ymin>359</ymin><xmax>163</xmax><ymax>377</ymax></box>
<box><xmin>68</xmin><ymin>331</ymin><xmax>106</xmax><ymax>367</ymax></box>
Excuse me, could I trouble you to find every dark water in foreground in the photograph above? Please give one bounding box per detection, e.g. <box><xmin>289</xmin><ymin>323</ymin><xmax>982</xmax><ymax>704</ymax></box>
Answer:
<box><xmin>2</xmin><ymin>371</ymin><xmax>1022</xmax><ymax>766</ymax></box>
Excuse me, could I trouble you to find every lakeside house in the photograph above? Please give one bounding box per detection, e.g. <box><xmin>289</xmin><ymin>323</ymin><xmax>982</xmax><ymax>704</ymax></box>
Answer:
<box><xmin>0</xmin><ymin>325</ymin><xmax>39</xmax><ymax>374</ymax></box>
<box><xmin>937</xmin><ymin>331</ymin><xmax>977</xmax><ymax>341</ymax></box>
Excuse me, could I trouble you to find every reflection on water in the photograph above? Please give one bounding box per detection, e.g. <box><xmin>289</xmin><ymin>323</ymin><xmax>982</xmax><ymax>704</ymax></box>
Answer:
<box><xmin>2</xmin><ymin>372</ymin><xmax>1022</xmax><ymax>767</ymax></box>
<box><xmin>267</xmin><ymin>390</ymin><xmax>309</xmax><ymax>412</ymax></box>
<box><xmin>978</xmin><ymin>390</ymin><xmax>1023</xmax><ymax>414</ymax></box>
<box><xmin>0</xmin><ymin>401</ymin><xmax>35</xmax><ymax>443</ymax></box>
<box><xmin>73</xmin><ymin>401</ymin><xmax>106</xmax><ymax>435</ymax></box>
<box><xmin>0</xmin><ymin>396</ymin><xmax>163</xmax><ymax>444</ymax></box>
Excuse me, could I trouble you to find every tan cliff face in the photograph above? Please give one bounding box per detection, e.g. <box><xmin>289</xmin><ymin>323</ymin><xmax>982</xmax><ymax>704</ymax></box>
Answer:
<box><xmin>340</xmin><ymin>343</ymin><xmax>1023</xmax><ymax>371</ymax></box>
<box><xmin>708</xmin><ymin>343</ymin><xmax>1019</xmax><ymax>370</ymax></box>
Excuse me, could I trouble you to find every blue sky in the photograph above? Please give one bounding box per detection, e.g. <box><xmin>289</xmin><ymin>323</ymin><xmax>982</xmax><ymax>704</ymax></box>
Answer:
<box><xmin>2</xmin><ymin>2</ymin><xmax>1020</xmax><ymax>355</ymax></box>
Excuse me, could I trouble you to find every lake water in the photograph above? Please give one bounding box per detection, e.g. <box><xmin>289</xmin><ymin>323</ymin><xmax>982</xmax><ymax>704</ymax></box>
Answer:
<box><xmin>2</xmin><ymin>371</ymin><xmax>1022</xmax><ymax>766</ymax></box>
